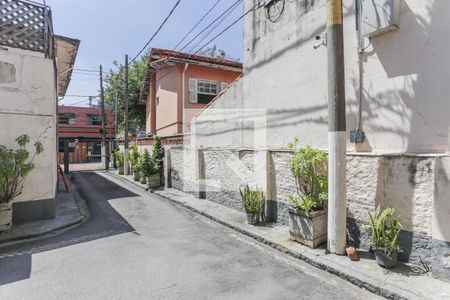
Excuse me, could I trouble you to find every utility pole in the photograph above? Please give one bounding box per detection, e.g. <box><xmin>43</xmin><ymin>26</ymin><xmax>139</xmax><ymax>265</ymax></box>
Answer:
<box><xmin>123</xmin><ymin>55</ymin><xmax>130</xmax><ymax>175</ymax></box>
<box><xmin>327</xmin><ymin>0</ymin><xmax>347</xmax><ymax>255</ymax></box>
<box><xmin>100</xmin><ymin>65</ymin><xmax>109</xmax><ymax>170</ymax></box>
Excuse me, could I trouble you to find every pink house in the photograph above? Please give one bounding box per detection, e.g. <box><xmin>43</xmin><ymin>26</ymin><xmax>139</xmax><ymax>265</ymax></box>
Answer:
<box><xmin>140</xmin><ymin>48</ymin><xmax>242</xmax><ymax>137</ymax></box>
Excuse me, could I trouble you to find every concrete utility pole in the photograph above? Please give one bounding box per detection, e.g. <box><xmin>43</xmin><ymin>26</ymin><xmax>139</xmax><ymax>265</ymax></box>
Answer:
<box><xmin>124</xmin><ymin>55</ymin><xmax>130</xmax><ymax>175</ymax></box>
<box><xmin>326</xmin><ymin>0</ymin><xmax>347</xmax><ymax>255</ymax></box>
<box><xmin>100</xmin><ymin>65</ymin><xmax>109</xmax><ymax>170</ymax></box>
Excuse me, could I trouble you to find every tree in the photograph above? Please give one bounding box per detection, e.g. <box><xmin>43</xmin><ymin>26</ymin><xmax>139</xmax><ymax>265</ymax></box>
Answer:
<box><xmin>104</xmin><ymin>54</ymin><xmax>148</xmax><ymax>133</ymax></box>
<box><xmin>198</xmin><ymin>45</ymin><xmax>239</xmax><ymax>61</ymax></box>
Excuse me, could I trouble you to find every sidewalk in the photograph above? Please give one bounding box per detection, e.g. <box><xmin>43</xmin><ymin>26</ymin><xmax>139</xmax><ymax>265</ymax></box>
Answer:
<box><xmin>0</xmin><ymin>177</ymin><xmax>88</xmax><ymax>247</ymax></box>
<box><xmin>105</xmin><ymin>171</ymin><xmax>450</xmax><ymax>300</ymax></box>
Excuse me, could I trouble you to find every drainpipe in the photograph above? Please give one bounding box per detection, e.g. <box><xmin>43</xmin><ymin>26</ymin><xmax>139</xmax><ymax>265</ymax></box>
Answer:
<box><xmin>181</xmin><ymin>63</ymin><xmax>189</xmax><ymax>133</ymax></box>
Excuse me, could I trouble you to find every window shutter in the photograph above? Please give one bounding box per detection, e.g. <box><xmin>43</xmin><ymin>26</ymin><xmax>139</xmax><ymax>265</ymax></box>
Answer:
<box><xmin>218</xmin><ymin>82</ymin><xmax>228</xmax><ymax>93</ymax></box>
<box><xmin>189</xmin><ymin>78</ymin><xmax>198</xmax><ymax>103</ymax></box>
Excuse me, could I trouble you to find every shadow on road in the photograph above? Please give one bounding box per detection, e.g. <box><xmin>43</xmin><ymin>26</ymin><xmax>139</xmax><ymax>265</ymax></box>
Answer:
<box><xmin>0</xmin><ymin>172</ymin><xmax>138</xmax><ymax>286</ymax></box>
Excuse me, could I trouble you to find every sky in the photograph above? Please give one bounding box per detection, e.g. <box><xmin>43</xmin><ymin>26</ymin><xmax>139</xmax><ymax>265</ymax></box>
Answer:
<box><xmin>45</xmin><ymin>0</ymin><xmax>244</xmax><ymax>107</ymax></box>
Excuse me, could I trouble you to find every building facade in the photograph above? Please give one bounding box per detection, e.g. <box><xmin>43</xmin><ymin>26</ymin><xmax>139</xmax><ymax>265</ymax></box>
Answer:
<box><xmin>165</xmin><ymin>0</ymin><xmax>450</xmax><ymax>281</ymax></box>
<box><xmin>0</xmin><ymin>0</ymin><xmax>79</xmax><ymax>222</ymax></box>
<box><xmin>58</xmin><ymin>106</ymin><xmax>115</xmax><ymax>164</ymax></box>
<box><xmin>140</xmin><ymin>48</ymin><xmax>242</xmax><ymax>137</ymax></box>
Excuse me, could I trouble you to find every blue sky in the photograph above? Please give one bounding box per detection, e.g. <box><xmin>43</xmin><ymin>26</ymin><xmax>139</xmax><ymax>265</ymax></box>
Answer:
<box><xmin>46</xmin><ymin>0</ymin><xmax>244</xmax><ymax>106</ymax></box>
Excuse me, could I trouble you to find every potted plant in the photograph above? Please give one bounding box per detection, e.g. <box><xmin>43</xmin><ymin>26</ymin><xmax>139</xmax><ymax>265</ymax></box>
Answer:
<box><xmin>141</xmin><ymin>149</ymin><xmax>159</xmax><ymax>188</ymax></box>
<box><xmin>0</xmin><ymin>135</ymin><xmax>43</xmax><ymax>232</ymax></box>
<box><xmin>363</xmin><ymin>206</ymin><xmax>402</xmax><ymax>269</ymax></box>
<box><xmin>114</xmin><ymin>149</ymin><xmax>124</xmax><ymax>175</ymax></box>
<box><xmin>151</xmin><ymin>136</ymin><xmax>165</xmax><ymax>185</ymax></box>
<box><xmin>287</xmin><ymin>139</ymin><xmax>328</xmax><ymax>248</ymax></box>
<box><xmin>239</xmin><ymin>185</ymin><xmax>265</xmax><ymax>225</ymax></box>
<box><xmin>130</xmin><ymin>146</ymin><xmax>141</xmax><ymax>181</ymax></box>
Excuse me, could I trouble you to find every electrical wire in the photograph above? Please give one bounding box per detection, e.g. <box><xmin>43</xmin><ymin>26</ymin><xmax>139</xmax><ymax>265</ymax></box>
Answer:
<box><xmin>173</xmin><ymin>0</ymin><xmax>223</xmax><ymax>50</ymax></box>
<box><xmin>178</xmin><ymin>0</ymin><xmax>242</xmax><ymax>52</ymax></box>
<box><xmin>188</xmin><ymin>1</ymin><xmax>241</xmax><ymax>54</ymax></box>
<box><xmin>130</xmin><ymin>0</ymin><xmax>183</xmax><ymax>63</ymax></box>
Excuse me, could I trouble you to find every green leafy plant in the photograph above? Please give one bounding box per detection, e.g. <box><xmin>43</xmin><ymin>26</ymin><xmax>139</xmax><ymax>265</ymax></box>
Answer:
<box><xmin>287</xmin><ymin>139</ymin><xmax>328</xmax><ymax>213</ymax></box>
<box><xmin>363</xmin><ymin>206</ymin><xmax>402</xmax><ymax>256</ymax></box>
<box><xmin>151</xmin><ymin>136</ymin><xmax>165</xmax><ymax>171</ymax></box>
<box><xmin>141</xmin><ymin>149</ymin><xmax>158</xmax><ymax>177</ymax></box>
<box><xmin>129</xmin><ymin>145</ymin><xmax>141</xmax><ymax>171</ymax></box>
<box><xmin>239</xmin><ymin>185</ymin><xmax>265</xmax><ymax>214</ymax></box>
<box><xmin>114</xmin><ymin>150</ymin><xmax>124</xmax><ymax>168</ymax></box>
<box><xmin>0</xmin><ymin>135</ymin><xmax>44</xmax><ymax>204</ymax></box>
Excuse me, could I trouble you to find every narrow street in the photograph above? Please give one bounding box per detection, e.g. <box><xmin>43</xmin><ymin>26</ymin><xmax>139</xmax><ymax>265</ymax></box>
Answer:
<box><xmin>0</xmin><ymin>172</ymin><xmax>379</xmax><ymax>300</ymax></box>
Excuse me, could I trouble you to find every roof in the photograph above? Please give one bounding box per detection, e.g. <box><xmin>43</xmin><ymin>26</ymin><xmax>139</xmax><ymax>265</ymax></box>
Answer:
<box><xmin>139</xmin><ymin>48</ymin><xmax>243</xmax><ymax>103</ymax></box>
<box><xmin>54</xmin><ymin>35</ymin><xmax>80</xmax><ymax>97</ymax></box>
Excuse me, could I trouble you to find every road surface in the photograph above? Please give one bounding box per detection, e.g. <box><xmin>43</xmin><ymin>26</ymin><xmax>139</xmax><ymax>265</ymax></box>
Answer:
<box><xmin>0</xmin><ymin>172</ymin><xmax>380</xmax><ymax>299</ymax></box>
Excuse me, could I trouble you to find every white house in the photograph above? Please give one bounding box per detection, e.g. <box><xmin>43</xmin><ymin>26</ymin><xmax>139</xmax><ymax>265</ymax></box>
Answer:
<box><xmin>0</xmin><ymin>0</ymin><xmax>79</xmax><ymax>223</ymax></box>
<box><xmin>167</xmin><ymin>0</ymin><xmax>450</xmax><ymax>281</ymax></box>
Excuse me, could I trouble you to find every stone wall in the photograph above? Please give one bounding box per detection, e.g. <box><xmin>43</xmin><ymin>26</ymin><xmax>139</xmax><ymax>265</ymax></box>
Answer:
<box><xmin>168</xmin><ymin>146</ymin><xmax>450</xmax><ymax>274</ymax></box>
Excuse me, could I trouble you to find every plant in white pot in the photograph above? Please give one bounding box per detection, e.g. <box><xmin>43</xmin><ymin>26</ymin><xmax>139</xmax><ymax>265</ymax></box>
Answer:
<box><xmin>130</xmin><ymin>145</ymin><xmax>141</xmax><ymax>182</ymax></box>
<box><xmin>0</xmin><ymin>135</ymin><xmax>43</xmax><ymax>232</ymax></box>
<box><xmin>363</xmin><ymin>206</ymin><xmax>402</xmax><ymax>269</ymax></box>
<box><xmin>239</xmin><ymin>185</ymin><xmax>265</xmax><ymax>225</ymax></box>
<box><xmin>141</xmin><ymin>149</ymin><xmax>159</xmax><ymax>188</ymax></box>
<box><xmin>114</xmin><ymin>150</ymin><xmax>124</xmax><ymax>175</ymax></box>
<box><xmin>287</xmin><ymin>139</ymin><xmax>328</xmax><ymax>248</ymax></box>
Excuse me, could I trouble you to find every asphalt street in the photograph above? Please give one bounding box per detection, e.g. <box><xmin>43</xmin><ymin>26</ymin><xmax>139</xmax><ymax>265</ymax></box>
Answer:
<box><xmin>0</xmin><ymin>172</ymin><xmax>381</xmax><ymax>299</ymax></box>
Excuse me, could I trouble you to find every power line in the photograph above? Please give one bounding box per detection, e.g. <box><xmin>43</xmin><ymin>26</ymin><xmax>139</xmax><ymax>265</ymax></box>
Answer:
<box><xmin>130</xmin><ymin>0</ymin><xmax>183</xmax><ymax>63</ymax></box>
<box><xmin>173</xmin><ymin>0</ymin><xmax>223</xmax><ymax>50</ymax></box>
<box><xmin>179</xmin><ymin>0</ymin><xmax>242</xmax><ymax>52</ymax></box>
<box><xmin>188</xmin><ymin>1</ymin><xmax>241</xmax><ymax>53</ymax></box>
<box><xmin>193</xmin><ymin>5</ymin><xmax>252</xmax><ymax>56</ymax></box>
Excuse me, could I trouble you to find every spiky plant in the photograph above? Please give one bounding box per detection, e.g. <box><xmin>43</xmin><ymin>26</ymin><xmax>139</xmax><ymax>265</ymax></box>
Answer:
<box><xmin>363</xmin><ymin>206</ymin><xmax>402</xmax><ymax>256</ymax></box>
<box><xmin>239</xmin><ymin>185</ymin><xmax>265</xmax><ymax>214</ymax></box>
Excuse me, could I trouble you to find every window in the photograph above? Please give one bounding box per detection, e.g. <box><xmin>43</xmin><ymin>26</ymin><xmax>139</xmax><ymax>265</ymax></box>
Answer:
<box><xmin>189</xmin><ymin>79</ymin><xmax>228</xmax><ymax>104</ymax></box>
<box><xmin>59</xmin><ymin>113</ymin><xmax>76</xmax><ymax>125</ymax></box>
<box><xmin>58</xmin><ymin>141</ymin><xmax>75</xmax><ymax>153</ymax></box>
<box><xmin>86</xmin><ymin>114</ymin><xmax>101</xmax><ymax>126</ymax></box>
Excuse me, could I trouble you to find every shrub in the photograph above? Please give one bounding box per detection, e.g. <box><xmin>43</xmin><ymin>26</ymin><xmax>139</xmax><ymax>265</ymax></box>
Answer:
<box><xmin>129</xmin><ymin>145</ymin><xmax>140</xmax><ymax>171</ymax></box>
<box><xmin>239</xmin><ymin>185</ymin><xmax>265</xmax><ymax>214</ymax></box>
<box><xmin>0</xmin><ymin>135</ymin><xmax>44</xmax><ymax>204</ymax></box>
<box><xmin>141</xmin><ymin>149</ymin><xmax>158</xmax><ymax>177</ymax></box>
<box><xmin>151</xmin><ymin>136</ymin><xmax>165</xmax><ymax>171</ymax></box>
<box><xmin>114</xmin><ymin>150</ymin><xmax>124</xmax><ymax>168</ymax></box>
<box><xmin>363</xmin><ymin>206</ymin><xmax>402</xmax><ymax>256</ymax></box>
<box><xmin>287</xmin><ymin>139</ymin><xmax>328</xmax><ymax>213</ymax></box>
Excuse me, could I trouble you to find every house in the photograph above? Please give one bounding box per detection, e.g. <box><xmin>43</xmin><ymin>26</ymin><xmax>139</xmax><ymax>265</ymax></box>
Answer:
<box><xmin>139</xmin><ymin>48</ymin><xmax>242</xmax><ymax>137</ymax></box>
<box><xmin>0</xmin><ymin>0</ymin><xmax>79</xmax><ymax>223</ymax></box>
<box><xmin>165</xmin><ymin>0</ymin><xmax>450</xmax><ymax>281</ymax></box>
<box><xmin>57</xmin><ymin>106</ymin><xmax>115</xmax><ymax>164</ymax></box>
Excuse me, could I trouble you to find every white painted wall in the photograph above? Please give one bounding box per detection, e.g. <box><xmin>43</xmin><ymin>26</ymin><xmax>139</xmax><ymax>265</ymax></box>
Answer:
<box><xmin>194</xmin><ymin>0</ymin><xmax>450</xmax><ymax>154</ymax></box>
<box><xmin>0</xmin><ymin>47</ymin><xmax>57</xmax><ymax>203</ymax></box>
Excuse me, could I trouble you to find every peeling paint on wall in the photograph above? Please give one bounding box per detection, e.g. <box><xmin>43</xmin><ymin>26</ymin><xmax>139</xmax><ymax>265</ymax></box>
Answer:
<box><xmin>0</xmin><ymin>61</ymin><xmax>16</xmax><ymax>84</ymax></box>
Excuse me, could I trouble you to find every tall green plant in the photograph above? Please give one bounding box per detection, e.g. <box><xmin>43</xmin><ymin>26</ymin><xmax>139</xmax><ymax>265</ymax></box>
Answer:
<box><xmin>239</xmin><ymin>185</ymin><xmax>265</xmax><ymax>214</ymax></box>
<box><xmin>129</xmin><ymin>145</ymin><xmax>140</xmax><ymax>170</ymax></box>
<box><xmin>287</xmin><ymin>139</ymin><xmax>328</xmax><ymax>213</ymax></box>
<box><xmin>114</xmin><ymin>150</ymin><xmax>124</xmax><ymax>168</ymax></box>
<box><xmin>0</xmin><ymin>135</ymin><xmax>44</xmax><ymax>203</ymax></box>
<box><xmin>141</xmin><ymin>149</ymin><xmax>158</xmax><ymax>177</ymax></box>
<box><xmin>363</xmin><ymin>206</ymin><xmax>402</xmax><ymax>256</ymax></box>
<box><xmin>151</xmin><ymin>136</ymin><xmax>165</xmax><ymax>171</ymax></box>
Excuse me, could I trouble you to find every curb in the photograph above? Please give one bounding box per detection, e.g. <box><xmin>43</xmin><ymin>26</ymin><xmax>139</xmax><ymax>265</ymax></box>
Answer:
<box><xmin>0</xmin><ymin>178</ymin><xmax>89</xmax><ymax>248</ymax></box>
<box><xmin>105</xmin><ymin>171</ymin><xmax>407</xmax><ymax>300</ymax></box>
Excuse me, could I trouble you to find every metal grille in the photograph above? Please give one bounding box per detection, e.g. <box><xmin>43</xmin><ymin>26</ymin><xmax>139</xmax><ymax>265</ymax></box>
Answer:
<box><xmin>0</xmin><ymin>0</ymin><xmax>53</xmax><ymax>56</ymax></box>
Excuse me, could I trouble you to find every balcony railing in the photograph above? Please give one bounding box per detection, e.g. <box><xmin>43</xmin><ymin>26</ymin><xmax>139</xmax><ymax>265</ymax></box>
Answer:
<box><xmin>0</xmin><ymin>0</ymin><xmax>54</xmax><ymax>57</ymax></box>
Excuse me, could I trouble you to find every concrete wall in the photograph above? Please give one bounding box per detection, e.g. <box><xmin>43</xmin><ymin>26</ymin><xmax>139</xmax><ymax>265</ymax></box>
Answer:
<box><xmin>177</xmin><ymin>0</ymin><xmax>450</xmax><ymax>280</ymax></box>
<box><xmin>195</xmin><ymin>0</ymin><xmax>450</xmax><ymax>153</ymax></box>
<box><xmin>0</xmin><ymin>47</ymin><xmax>57</xmax><ymax>221</ymax></box>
